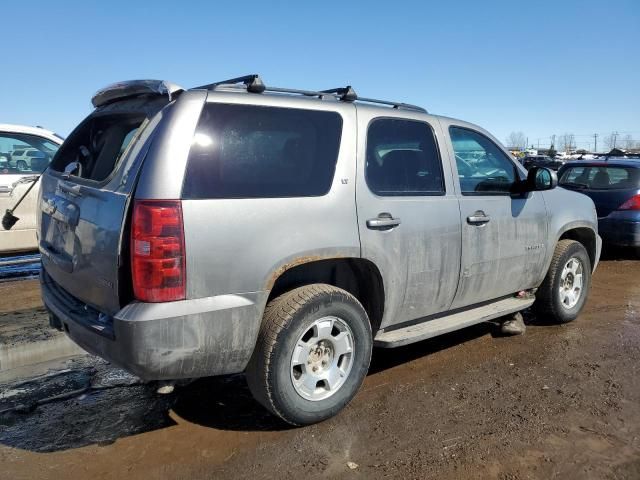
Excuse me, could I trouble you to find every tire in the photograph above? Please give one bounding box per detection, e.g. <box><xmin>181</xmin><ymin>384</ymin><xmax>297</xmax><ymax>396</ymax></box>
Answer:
<box><xmin>246</xmin><ymin>284</ymin><xmax>372</xmax><ymax>426</ymax></box>
<box><xmin>16</xmin><ymin>160</ymin><xmax>27</xmax><ymax>170</ymax></box>
<box><xmin>534</xmin><ymin>239</ymin><xmax>591</xmax><ymax>323</ymax></box>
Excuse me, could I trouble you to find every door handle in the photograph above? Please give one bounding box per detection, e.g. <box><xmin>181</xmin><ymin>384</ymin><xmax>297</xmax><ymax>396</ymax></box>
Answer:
<box><xmin>467</xmin><ymin>211</ymin><xmax>491</xmax><ymax>225</ymax></box>
<box><xmin>367</xmin><ymin>213</ymin><xmax>401</xmax><ymax>230</ymax></box>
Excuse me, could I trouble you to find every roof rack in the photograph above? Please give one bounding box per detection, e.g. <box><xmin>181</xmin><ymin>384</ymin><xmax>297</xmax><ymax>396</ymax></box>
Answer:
<box><xmin>193</xmin><ymin>74</ymin><xmax>266</xmax><ymax>93</ymax></box>
<box><xmin>192</xmin><ymin>74</ymin><xmax>427</xmax><ymax>113</ymax></box>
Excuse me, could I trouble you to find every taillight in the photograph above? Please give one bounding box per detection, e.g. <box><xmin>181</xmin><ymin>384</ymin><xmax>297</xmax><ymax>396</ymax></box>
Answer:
<box><xmin>131</xmin><ymin>200</ymin><xmax>186</xmax><ymax>302</ymax></box>
<box><xmin>618</xmin><ymin>195</ymin><xmax>640</xmax><ymax>211</ymax></box>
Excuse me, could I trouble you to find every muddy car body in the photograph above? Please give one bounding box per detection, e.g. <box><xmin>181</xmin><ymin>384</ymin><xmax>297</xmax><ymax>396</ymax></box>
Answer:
<box><xmin>40</xmin><ymin>76</ymin><xmax>601</xmax><ymax>425</ymax></box>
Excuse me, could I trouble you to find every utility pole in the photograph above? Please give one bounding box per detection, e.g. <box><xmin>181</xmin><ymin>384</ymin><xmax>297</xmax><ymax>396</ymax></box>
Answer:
<box><xmin>613</xmin><ymin>131</ymin><xmax>618</xmax><ymax>149</ymax></box>
<box><xmin>593</xmin><ymin>133</ymin><xmax>598</xmax><ymax>153</ymax></box>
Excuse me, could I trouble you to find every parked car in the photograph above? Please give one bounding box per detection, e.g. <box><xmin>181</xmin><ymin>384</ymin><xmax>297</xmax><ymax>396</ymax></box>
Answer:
<box><xmin>0</xmin><ymin>124</ymin><xmax>62</xmax><ymax>253</ymax></box>
<box><xmin>10</xmin><ymin>147</ymin><xmax>51</xmax><ymax>171</ymax></box>
<box><xmin>558</xmin><ymin>159</ymin><xmax>640</xmax><ymax>249</ymax></box>
<box><xmin>40</xmin><ymin>76</ymin><xmax>601</xmax><ymax>426</ymax></box>
<box><xmin>523</xmin><ymin>155</ymin><xmax>564</xmax><ymax>170</ymax></box>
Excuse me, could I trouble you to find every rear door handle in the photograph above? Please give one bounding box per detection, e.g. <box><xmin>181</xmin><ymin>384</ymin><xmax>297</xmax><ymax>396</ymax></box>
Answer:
<box><xmin>367</xmin><ymin>214</ymin><xmax>401</xmax><ymax>230</ymax></box>
<box><xmin>467</xmin><ymin>211</ymin><xmax>491</xmax><ymax>225</ymax></box>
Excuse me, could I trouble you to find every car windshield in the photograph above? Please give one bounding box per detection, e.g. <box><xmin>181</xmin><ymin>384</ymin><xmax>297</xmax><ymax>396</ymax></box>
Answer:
<box><xmin>559</xmin><ymin>166</ymin><xmax>640</xmax><ymax>190</ymax></box>
<box><xmin>0</xmin><ymin>133</ymin><xmax>60</xmax><ymax>174</ymax></box>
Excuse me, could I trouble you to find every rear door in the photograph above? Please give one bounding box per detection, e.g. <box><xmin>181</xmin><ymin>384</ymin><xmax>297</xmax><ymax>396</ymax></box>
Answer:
<box><xmin>441</xmin><ymin>122</ymin><xmax>548</xmax><ymax>309</ymax></box>
<box><xmin>39</xmin><ymin>94</ymin><xmax>196</xmax><ymax>315</ymax></box>
<box><xmin>356</xmin><ymin>110</ymin><xmax>462</xmax><ymax>328</ymax></box>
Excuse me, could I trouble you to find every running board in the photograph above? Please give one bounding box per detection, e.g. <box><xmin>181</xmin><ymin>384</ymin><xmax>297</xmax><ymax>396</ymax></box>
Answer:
<box><xmin>374</xmin><ymin>297</ymin><xmax>535</xmax><ymax>348</ymax></box>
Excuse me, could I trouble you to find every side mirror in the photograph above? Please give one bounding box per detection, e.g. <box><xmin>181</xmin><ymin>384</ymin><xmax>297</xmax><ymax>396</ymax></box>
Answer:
<box><xmin>529</xmin><ymin>166</ymin><xmax>558</xmax><ymax>191</ymax></box>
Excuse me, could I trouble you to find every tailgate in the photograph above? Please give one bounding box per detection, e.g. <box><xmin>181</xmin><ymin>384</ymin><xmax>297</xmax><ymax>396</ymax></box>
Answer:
<box><xmin>39</xmin><ymin>96</ymin><xmax>171</xmax><ymax>315</ymax></box>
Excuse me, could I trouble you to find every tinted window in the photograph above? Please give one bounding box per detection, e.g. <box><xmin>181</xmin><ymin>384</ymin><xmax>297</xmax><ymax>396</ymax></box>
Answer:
<box><xmin>365</xmin><ymin>118</ymin><xmax>444</xmax><ymax>196</ymax></box>
<box><xmin>183</xmin><ymin>104</ymin><xmax>342</xmax><ymax>199</ymax></box>
<box><xmin>450</xmin><ymin>127</ymin><xmax>517</xmax><ymax>195</ymax></box>
<box><xmin>560</xmin><ymin>166</ymin><xmax>639</xmax><ymax>190</ymax></box>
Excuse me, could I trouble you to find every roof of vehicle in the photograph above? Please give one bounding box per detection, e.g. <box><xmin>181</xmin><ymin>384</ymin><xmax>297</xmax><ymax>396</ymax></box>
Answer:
<box><xmin>0</xmin><ymin>124</ymin><xmax>64</xmax><ymax>144</ymax></box>
<box><xmin>90</xmin><ymin>75</ymin><xmax>513</xmax><ymax>157</ymax></box>
<box><xmin>561</xmin><ymin>158</ymin><xmax>640</xmax><ymax>169</ymax></box>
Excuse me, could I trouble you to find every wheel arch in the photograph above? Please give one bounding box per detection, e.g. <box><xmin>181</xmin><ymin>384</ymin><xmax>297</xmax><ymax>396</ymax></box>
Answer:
<box><xmin>266</xmin><ymin>257</ymin><xmax>385</xmax><ymax>335</ymax></box>
<box><xmin>557</xmin><ymin>225</ymin><xmax>598</xmax><ymax>271</ymax></box>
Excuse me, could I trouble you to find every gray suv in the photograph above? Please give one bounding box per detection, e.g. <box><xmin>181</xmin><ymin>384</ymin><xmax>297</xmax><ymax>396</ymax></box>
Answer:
<box><xmin>39</xmin><ymin>75</ymin><xmax>602</xmax><ymax>425</ymax></box>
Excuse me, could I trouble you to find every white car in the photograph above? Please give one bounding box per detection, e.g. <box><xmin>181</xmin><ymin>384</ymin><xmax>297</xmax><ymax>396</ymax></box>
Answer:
<box><xmin>0</xmin><ymin>124</ymin><xmax>63</xmax><ymax>253</ymax></box>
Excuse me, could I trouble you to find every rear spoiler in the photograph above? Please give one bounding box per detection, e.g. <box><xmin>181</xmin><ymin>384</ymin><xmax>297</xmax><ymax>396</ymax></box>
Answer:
<box><xmin>91</xmin><ymin>80</ymin><xmax>184</xmax><ymax>108</ymax></box>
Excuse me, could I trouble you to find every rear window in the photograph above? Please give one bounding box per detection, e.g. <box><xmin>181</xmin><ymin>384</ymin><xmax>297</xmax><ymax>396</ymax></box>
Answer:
<box><xmin>182</xmin><ymin>104</ymin><xmax>343</xmax><ymax>199</ymax></box>
<box><xmin>51</xmin><ymin>113</ymin><xmax>145</xmax><ymax>182</ymax></box>
<box><xmin>559</xmin><ymin>166</ymin><xmax>640</xmax><ymax>190</ymax></box>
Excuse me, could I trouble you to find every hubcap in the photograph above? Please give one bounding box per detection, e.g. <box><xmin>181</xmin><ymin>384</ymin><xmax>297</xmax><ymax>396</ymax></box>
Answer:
<box><xmin>290</xmin><ymin>316</ymin><xmax>354</xmax><ymax>401</ymax></box>
<box><xmin>559</xmin><ymin>257</ymin><xmax>584</xmax><ymax>309</ymax></box>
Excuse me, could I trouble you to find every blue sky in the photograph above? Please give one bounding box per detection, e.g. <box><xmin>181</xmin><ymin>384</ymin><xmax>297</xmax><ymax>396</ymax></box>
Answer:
<box><xmin>2</xmin><ymin>0</ymin><xmax>638</xmax><ymax>150</ymax></box>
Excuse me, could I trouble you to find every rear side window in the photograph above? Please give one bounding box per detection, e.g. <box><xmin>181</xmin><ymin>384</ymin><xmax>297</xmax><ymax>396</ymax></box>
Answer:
<box><xmin>559</xmin><ymin>166</ymin><xmax>640</xmax><ymax>190</ymax></box>
<box><xmin>182</xmin><ymin>104</ymin><xmax>343</xmax><ymax>199</ymax></box>
<box><xmin>365</xmin><ymin>118</ymin><xmax>444</xmax><ymax>196</ymax></box>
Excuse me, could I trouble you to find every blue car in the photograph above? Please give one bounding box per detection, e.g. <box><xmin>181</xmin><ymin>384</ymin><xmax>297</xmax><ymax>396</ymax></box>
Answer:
<box><xmin>558</xmin><ymin>159</ymin><xmax>640</xmax><ymax>249</ymax></box>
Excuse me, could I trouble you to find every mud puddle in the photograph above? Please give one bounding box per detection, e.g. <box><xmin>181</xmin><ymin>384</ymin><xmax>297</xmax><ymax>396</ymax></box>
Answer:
<box><xmin>0</xmin><ymin>254</ymin><xmax>639</xmax><ymax>479</ymax></box>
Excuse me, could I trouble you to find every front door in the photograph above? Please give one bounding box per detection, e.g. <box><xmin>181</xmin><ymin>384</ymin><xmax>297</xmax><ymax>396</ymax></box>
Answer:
<box><xmin>442</xmin><ymin>123</ymin><xmax>548</xmax><ymax>309</ymax></box>
<box><xmin>356</xmin><ymin>112</ymin><xmax>462</xmax><ymax>328</ymax></box>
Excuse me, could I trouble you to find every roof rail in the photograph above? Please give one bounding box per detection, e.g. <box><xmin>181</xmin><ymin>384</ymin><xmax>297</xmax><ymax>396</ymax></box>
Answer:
<box><xmin>193</xmin><ymin>74</ymin><xmax>266</xmax><ymax>93</ymax></box>
<box><xmin>355</xmin><ymin>96</ymin><xmax>426</xmax><ymax>113</ymax></box>
<box><xmin>192</xmin><ymin>74</ymin><xmax>427</xmax><ymax>113</ymax></box>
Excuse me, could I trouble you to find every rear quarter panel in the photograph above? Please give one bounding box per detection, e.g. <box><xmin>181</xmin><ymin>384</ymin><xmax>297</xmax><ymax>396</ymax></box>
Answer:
<box><xmin>178</xmin><ymin>93</ymin><xmax>361</xmax><ymax>299</ymax></box>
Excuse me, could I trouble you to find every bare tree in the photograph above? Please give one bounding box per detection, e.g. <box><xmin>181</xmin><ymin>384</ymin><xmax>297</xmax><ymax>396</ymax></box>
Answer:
<box><xmin>622</xmin><ymin>134</ymin><xmax>634</xmax><ymax>150</ymax></box>
<box><xmin>603</xmin><ymin>132</ymin><xmax>618</xmax><ymax>150</ymax></box>
<box><xmin>559</xmin><ymin>133</ymin><xmax>575</xmax><ymax>153</ymax></box>
<box><xmin>506</xmin><ymin>131</ymin><xmax>526</xmax><ymax>150</ymax></box>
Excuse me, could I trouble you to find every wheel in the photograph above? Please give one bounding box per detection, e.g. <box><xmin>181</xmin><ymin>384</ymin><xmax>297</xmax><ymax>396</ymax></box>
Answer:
<box><xmin>246</xmin><ymin>284</ymin><xmax>372</xmax><ymax>426</ymax></box>
<box><xmin>16</xmin><ymin>160</ymin><xmax>27</xmax><ymax>170</ymax></box>
<box><xmin>534</xmin><ymin>239</ymin><xmax>591</xmax><ymax>323</ymax></box>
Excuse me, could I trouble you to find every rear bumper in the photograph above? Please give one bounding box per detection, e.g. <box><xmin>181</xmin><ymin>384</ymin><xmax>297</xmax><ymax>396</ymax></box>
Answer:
<box><xmin>598</xmin><ymin>217</ymin><xmax>640</xmax><ymax>247</ymax></box>
<box><xmin>41</xmin><ymin>270</ymin><xmax>266</xmax><ymax>380</ymax></box>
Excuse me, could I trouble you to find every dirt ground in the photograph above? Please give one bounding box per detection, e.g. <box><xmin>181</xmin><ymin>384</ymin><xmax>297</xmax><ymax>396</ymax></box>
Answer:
<box><xmin>1</xmin><ymin>253</ymin><xmax>639</xmax><ymax>480</ymax></box>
